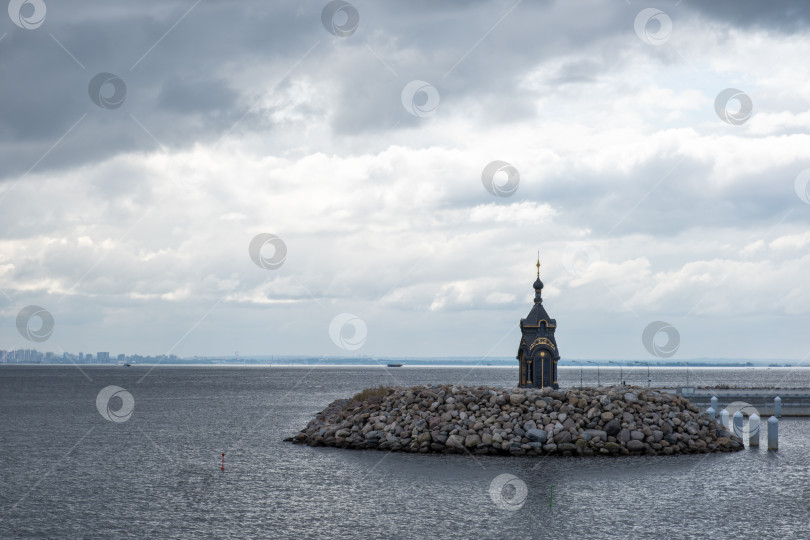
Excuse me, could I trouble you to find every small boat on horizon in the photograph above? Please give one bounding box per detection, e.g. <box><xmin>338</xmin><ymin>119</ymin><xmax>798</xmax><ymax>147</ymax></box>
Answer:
<box><xmin>387</xmin><ymin>363</ymin><xmax>403</xmax><ymax>368</ymax></box>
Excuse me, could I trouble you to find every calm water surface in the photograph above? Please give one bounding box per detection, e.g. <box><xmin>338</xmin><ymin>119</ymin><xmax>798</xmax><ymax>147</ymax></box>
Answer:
<box><xmin>1</xmin><ymin>366</ymin><xmax>809</xmax><ymax>539</ymax></box>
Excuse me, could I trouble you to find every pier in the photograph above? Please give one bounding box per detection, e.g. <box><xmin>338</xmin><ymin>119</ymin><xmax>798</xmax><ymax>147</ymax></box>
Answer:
<box><xmin>663</xmin><ymin>388</ymin><xmax>810</xmax><ymax>416</ymax></box>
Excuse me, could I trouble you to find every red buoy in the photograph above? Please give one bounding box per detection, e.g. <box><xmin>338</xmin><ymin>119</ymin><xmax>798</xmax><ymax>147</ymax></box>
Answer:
<box><xmin>221</xmin><ymin>452</ymin><xmax>225</xmax><ymax>472</ymax></box>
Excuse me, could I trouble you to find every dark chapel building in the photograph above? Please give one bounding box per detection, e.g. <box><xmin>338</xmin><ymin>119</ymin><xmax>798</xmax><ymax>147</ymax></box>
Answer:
<box><xmin>516</xmin><ymin>257</ymin><xmax>560</xmax><ymax>389</ymax></box>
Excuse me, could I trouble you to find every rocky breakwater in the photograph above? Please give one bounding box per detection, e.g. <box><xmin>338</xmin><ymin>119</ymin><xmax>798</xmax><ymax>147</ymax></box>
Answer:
<box><xmin>287</xmin><ymin>385</ymin><xmax>743</xmax><ymax>456</ymax></box>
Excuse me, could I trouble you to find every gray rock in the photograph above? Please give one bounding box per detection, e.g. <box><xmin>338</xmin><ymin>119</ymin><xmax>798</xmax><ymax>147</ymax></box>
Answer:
<box><xmin>604</xmin><ymin>418</ymin><xmax>622</xmax><ymax>436</ymax></box>
<box><xmin>553</xmin><ymin>431</ymin><xmax>572</xmax><ymax>444</ymax></box>
<box><xmin>465</xmin><ymin>434</ymin><xmax>481</xmax><ymax>447</ymax></box>
<box><xmin>604</xmin><ymin>442</ymin><xmax>621</xmax><ymax>453</ymax></box>
<box><xmin>509</xmin><ymin>393</ymin><xmax>525</xmax><ymax>406</ymax></box>
<box><xmin>445</xmin><ymin>434</ymin><xmax>464</xmax><ymax>448</ymax></box>
<box><xmin>630</xmin><ymin>430</ymin><xmax>644</xmax><ymax>441</ymax></box>
<box><xmin>617</xmin><ymin>428</ymin><xmax>631</xmax><ymax>443</ymax></box>
<box><xmin>526</xmin><ymin>429</ymin><xmax>548</xmax><ymax>443</ymax></box>
<box><xmin>583</xmin><ymin>429</ymin><xmax>608</xmax><ymax>442</ymax></box>
<box><xmin>627</xmin><ymin>440</ymin><xmax>644</xmax><ymax>452</ymax></box>
<box><xmin>623</xmin><ymin>392</ymin><xmax>638</xmax><ymax>403</ymax></box>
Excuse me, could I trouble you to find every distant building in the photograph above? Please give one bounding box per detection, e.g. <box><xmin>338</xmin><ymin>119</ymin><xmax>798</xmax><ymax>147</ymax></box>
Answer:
<box><xmin>516</xmin><ymin>256</ymin><xmax>560</xmax><ymax>389</ymax></box>
<box><xmin>117</xmin><ymin>354</ymin><xmax>126</xmax><ymax>363</ymax></box>
<box><xmin>98</xmin><ymin>352</ymin><xmax>110</xmax><ymax>363</ymax></box>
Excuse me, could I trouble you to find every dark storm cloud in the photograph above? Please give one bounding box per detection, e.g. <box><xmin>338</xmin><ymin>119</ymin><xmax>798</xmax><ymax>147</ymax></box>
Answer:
<box><xmin>156</xmin><ymin>76</ymin><xmax>238</xmax><ymax>114</ymax></box>
<box><xmin>1</xmin><ymin>0</ymin><xmax>808</xmax><ymax>192</ymax></box>
<box><xmin>687</xmin><ymin>0</ymin><xmax>810</xmax><ymax>31</ymax></box>
<box><xmin>0</xmin><ymin>0</ymin><xmax>650</xmax><ymax>180</ymax></box>
<box><xmin>0</xmin><ymin>0</ymin><xmax>318</xmax><ymax>181</ymax></box>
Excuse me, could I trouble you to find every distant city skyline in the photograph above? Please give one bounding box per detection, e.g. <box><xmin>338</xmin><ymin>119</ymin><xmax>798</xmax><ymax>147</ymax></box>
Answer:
<box><xmin>1</xmin><ymin>346</ymin><xmax>804</xmax><ymax>368</ymax></box>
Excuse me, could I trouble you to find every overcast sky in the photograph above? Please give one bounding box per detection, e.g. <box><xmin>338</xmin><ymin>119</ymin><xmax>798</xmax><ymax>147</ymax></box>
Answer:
<box><xmin>2</xmin><ymin>0</ymin><xmax>810</xmax><ymax>361</ymax></box>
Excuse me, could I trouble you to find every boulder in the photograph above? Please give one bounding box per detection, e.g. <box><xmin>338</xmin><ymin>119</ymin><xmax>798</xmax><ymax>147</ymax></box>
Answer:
<box><xmin>583</xmin><ymin>429</ymin><xmax>608</xmax><ymax>442</ymax></box>
<box><xmin>290</xmin><ymin>384</ymin><xmax>744</xmax><ymax>458</ymax></box>
<box><xmin>627</xmin><ymin>440</ymin><xmax>644</xmax><ymax>452</ymax></box>
<box><xmin>604</xmin><ymin>418</ymin><xmax>622</xmax><ymax>437</ymax></box>
<box><xmin>553</xmin><ymin>430</ymin><xmax>573</xmax><ymax>444</ymax></box>
<box><xmin>526</xmin><ymin>429</ymin><xmax>548</xmax><ymax>444</ymax></box>
<box><xmin>445</xmin><ymin>434</ymin><xmax>464</xmax><ymax>448</ymax></box>
<box><xmin>509</xmin><ymin>393</ymin><xmax>526</xmax><ymax>406</ymax></box>
<box><xmin>604</xmin><ymin>442</ymin><xmax>621</xmax><ymax>453</ymax></box>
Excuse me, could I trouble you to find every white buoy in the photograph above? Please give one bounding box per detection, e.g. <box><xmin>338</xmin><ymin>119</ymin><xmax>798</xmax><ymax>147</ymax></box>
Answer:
<box><xmin>711</xmin><ymin>396</ymin><xmax>719</xmax><ymax>414</ymax></box>
<box><xmin>774</xmin><ymin>396</ymin><xmax>782</xmax><ymax>418</ymax></box>
<box><xmin>707</xmin><ymin>406</ymin><xmax>716</xmax><ymax>420</ymax></box>
<box><xmin>767</xmin><ymin>416</ymin><xmax>778</xmax><ymax>450</ymax></box>
<box><xmin>719</xmin><ymin>408</ymin><xmax>729</xmax><ymax>428</ymax></box>
<box><xmin>733</xmin><ymin>410</ymin><xmax>744</xmax><ymax>438</ymax></box>
<box><xmin>749</xmin><ymin>413</ymin><xmax>760</xmax><ymax>447</ymax></box>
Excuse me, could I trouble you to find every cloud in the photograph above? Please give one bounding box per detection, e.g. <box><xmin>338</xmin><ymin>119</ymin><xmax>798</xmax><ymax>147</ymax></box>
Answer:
<box><xmin>2</xmin><ymin>0</ymin><xmax>810</xmax><ymax>360</ymax></box>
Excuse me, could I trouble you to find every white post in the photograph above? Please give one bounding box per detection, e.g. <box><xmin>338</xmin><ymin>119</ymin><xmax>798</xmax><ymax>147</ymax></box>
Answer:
<box><xmin>767</xmin><ymin>416</ymin><xmax>778</xmax><ymax>451</ymax></box>
<box><xmin>774</xmin><ymin>396</ymin><xmax>782</xmax><ymax>418</ymax></box>
<box><xmin>719</xmin><ymin>408</ymin><xmax>729</xmax><ymax>428</ymax></box>
<box><xmin>749</xmin><ymin>413</ymin><xmax>760</xmax><ymax>447</ymax></box>
<box><xmin>710</xmin><ymin>396</ymin><xmax>719</xmax><ymax>414</ymax></box>
<box><xmin>707</xmin><ymin>406</ymin><xmax>715</xmax><ymax>420</ymax></box>
<box><xmin>733</xmin><ymin>410</ymin><xmax>743</xmax><ymax>438</ymax></box>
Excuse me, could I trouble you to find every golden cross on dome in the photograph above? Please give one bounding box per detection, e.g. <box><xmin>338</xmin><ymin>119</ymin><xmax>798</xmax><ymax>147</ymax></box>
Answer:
<box><xmin>536</xmin><ymin>251</ymin><xmax>540</xmax><ymax>277</ymax></box>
